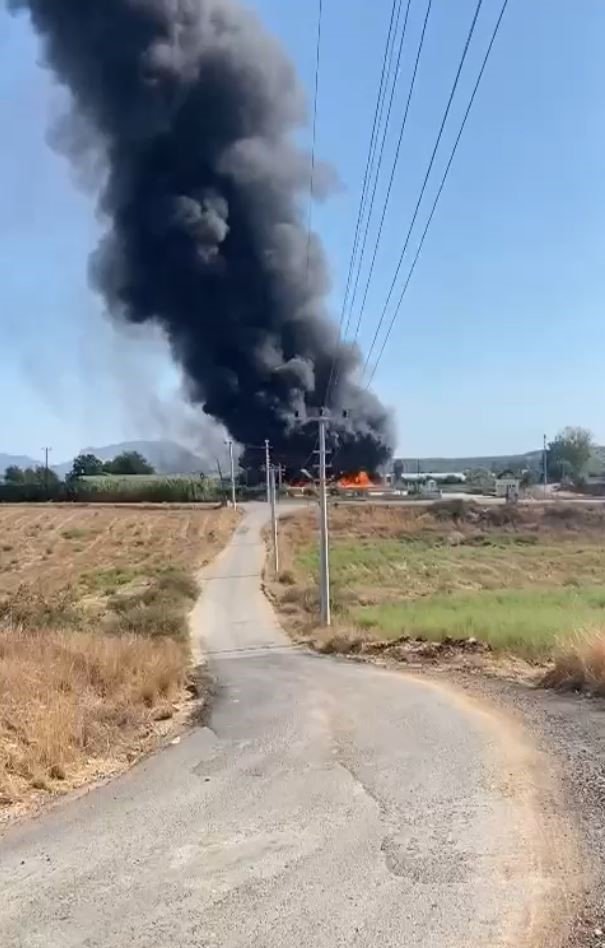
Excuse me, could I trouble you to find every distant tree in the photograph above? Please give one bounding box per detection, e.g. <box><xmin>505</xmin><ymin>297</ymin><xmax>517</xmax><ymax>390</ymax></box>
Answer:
<box><xmin>548</xmin><ymin>427</ymin><xmax>594</xmax><ymax>484</ymax></box>
<box><xmin>104</xmin><ymin>451</ymin><xmax>155</xmax><ymax>475</ymax></box>
<box><xmin>71</xmin><ymin>453</ymin><xmax>105</xmax><ymax>478</ymax></box>
<box><xmin>520</xmin><ymin>467</ymin><xmax>540</xmax><ymax>488</ymax></box>
<box><xmin>35</xmin><ymin>466</ymin><xmax>60</xmax><ymax>487</ymax></box>
<box><xmin>4</xmin><ymin>465</ymin><xmax>59</xmax><ymax>487</ymax></box>
<box><xmin>466</xmin><ymin>468</ymin><xmax>495</xmax><ymax>493</ymax></box>
<box><xmin>442</xmin><ymin>474</ymin><xmax>466</xmax><ymax>485</ymax></box>
<box><xmin>393</xmin><ymin>460</ymin><xmax>404</xmax><ymax>483</ymax></box>
<box><xmin>4</xmin><ymin>466</ymin><xmax>25</xmax><ymax>484</ymax></box>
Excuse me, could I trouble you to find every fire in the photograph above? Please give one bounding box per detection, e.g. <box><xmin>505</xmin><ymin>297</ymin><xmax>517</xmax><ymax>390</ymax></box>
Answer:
<box><xmin>337</xmin><ymin>471</ymin><xmax>373</xmax><ymax>490</ymax></box>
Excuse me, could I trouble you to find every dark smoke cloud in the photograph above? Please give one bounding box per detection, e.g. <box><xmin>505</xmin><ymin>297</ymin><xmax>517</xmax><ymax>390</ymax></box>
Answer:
<box><xmin>11</xmin><ymin>0</ymin><xmax>395</xmax><ymax>474</ymax></box>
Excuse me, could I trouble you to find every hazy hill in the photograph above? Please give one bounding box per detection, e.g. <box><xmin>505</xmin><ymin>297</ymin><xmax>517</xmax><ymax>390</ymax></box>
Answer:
<box><xmin>51</xmin><ymin>441</ymin><xmax>209</xmax><ymax>477</ymax></box>
<box><xmin>0</xmin><ymin>453</ymin><xmax>41</xmax><ymax>473</ymax></box>
<box><xmin>4</xmin><ymin>441</ymin><xmax>605</xmax><ymax>480</ymax></box>
<box><xmin>396</xmin><ymin>447</ymin><xmax>605</xmax><ymax>475</ymax></box>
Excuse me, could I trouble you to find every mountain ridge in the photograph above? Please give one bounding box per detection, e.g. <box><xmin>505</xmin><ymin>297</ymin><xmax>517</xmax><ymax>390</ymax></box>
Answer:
<box><xmin>1</xmin><ymin>441</ymin><xmax>208</xmax><ymax>478</ymax></box>
<box><xmin>396</xmin><ymin>446</ymin><xmax>605</xmax><ymax>474</ymax></box>
<box><xmin>3</xmin><ymin>441</ymin><xmax>605</xmax><ymax>478</ymax></box>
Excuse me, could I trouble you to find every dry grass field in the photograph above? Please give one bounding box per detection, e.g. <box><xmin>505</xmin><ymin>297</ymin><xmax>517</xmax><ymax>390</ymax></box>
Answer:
<box><xmin>271</xmin><ymin>502</ymin><xmax>605</xmax><ymax>692</ymax></box>
<box><xmin>0</xmin><ymin>505</ymin><xmax>234</xmax><ymax>595</ymax></box>
<box><xmin>0</xmin><ymin>505</ymin><xmax>238</xmax><ymax>808</ymax></box>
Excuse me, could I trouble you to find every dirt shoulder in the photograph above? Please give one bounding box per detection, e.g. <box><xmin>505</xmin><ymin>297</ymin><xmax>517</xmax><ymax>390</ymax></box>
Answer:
<box><xmin>436</xmin><ymin>668</ymin><xmax>605</xmax><ymax>947</ymax></box>
<box><xmin>0</xmin><ymin>504</ymin><xmax>239</xmax><ymax>817</ymax></box>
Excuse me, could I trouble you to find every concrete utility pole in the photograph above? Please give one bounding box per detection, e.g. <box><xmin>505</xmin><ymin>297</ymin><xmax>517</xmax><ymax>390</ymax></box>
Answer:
<box><xmin>316</xmin><ymin>411</ymin><xmax>331</xmax><ymax>627</ymax></box>
<box><xmin>226</xmin><ymin>440</ymin><xmax>237</xmax><ymax>510</ymax></box>
<box><xmin>269</xmin><ymin>465</ymin><xmax>279</xmax><ymax>576</ymax></box>
<box><xmin>265</xmin><ymin>439</ymin><xmax>271</xmax><ymax>505</ymax></box>
<box><xmin>543</xmin><ymin>434</ymin><xmax>548</xmax><ymax>498</ymax></box>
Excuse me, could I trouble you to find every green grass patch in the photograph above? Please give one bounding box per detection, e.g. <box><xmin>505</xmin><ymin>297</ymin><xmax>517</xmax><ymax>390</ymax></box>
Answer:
<box><xmin>354</xmin><ymin>586</ymin><xmax>605</xmax><ymax>658</ymax></box>
<box><xmin>79</xmin><ymin>567</ymin><xmax>139</xmax><ymax>593</ymax></box>
<box><xmin>105</xmin><ymin>566</ymin><xmax>199</xmax><ymax>642</ymax></box>
<box><xmin>298</xmin><ymin>537</ymin><xmax>605</xmax><ymax>601</ymax></box>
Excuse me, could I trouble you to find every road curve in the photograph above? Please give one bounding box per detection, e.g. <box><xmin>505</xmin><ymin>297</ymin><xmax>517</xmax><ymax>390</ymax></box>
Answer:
<box><xmin>0</xmin><ymin>504</ymin><xmax>580</xmax><ymax>947</ymax></box>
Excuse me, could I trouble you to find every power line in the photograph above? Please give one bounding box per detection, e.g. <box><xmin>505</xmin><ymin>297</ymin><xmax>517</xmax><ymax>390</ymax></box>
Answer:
<box><xmin>341</xmin><ymin>0</ymin><xmax>402</xmax><ymax>325</ymax></box>
<box><xmin>326</xmin><ymin>0</ymin><xmax>430</xmax><ymax>414</ymax></box>
<box><xmin>367</xmin><ymin>0</ymin><xmax>509</xmax><ymax>386</ymax></box>
<box><xmin>342</xmin><ymin>0</ymin><xmax>408</xmax><ymax>340</ymax></box>
<box><xmin>305</xmin><ymin>0</ymin><xmax>324</xmax><ymax>276</ymax></box>
<box><xmin>362</xmin><ymin>0</ymin><xmax>485</xmax><ymax>379</ymax></box>
<box><xmin>323</xmin><ymin>0</ymin><xmax>403</xmax><ymax>408</ymax></box>
<box><xmin>349</xmin><ymin>0</ymin><xmax>427</xmax><ymax>343</ymax></box>
<box><xmin>299</xmin><ymin>0</ymin><xmax>325</xmax><ymax>471</ymax></box>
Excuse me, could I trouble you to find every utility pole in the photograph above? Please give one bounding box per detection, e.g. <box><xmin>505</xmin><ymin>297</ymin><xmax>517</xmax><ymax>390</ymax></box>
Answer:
<box><xmin>315</xmin><ymin>410</ymin><xmax>331</xmax><ymax>627</ymax></box>
<box><xmin>42</xmin><ymin>447</ymin><xmax>52</xmax><ymax>497</ymax></box>
<box><xmin>543</xmin><ymin>434</ymin><xmax>548</xmax><ymax>498</ymax></box>
<box><xmin>269</xmin><ymin>465</ymin><xmax>279</xmax><ymax>576</ymax></box>
<box><xmin>216</xmin><ymin>457</ymin><xmax>225</xmax><ymax>504</ymax></box>
<box><xmin>277</xmin><ymin>463</ymin><xmax>283</xmax><ymax>491</ymax></box>
<box><xmin>264</xmin><ymin>439</ymin><xmax>271</xmax><ymax>505</ymax></box>
<box><xmin>226</xmin><ymin>440</ymin><xmax>237</xmax><ymax>510</ymax></box>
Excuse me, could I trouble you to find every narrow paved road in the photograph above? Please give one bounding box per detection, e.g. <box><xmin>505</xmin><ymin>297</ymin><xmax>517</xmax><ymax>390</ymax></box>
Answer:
<box><xmin>0</xmin><ymin>505</ymin><xmax>578</xmax><ymax>947</ymax></box>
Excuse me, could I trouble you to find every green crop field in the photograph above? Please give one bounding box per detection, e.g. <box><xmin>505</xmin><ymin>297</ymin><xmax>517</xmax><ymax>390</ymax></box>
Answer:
<box><xmin>73</xmin><ymin>474</ymin><xmax>221</xmax><ymax>503</ymax></box>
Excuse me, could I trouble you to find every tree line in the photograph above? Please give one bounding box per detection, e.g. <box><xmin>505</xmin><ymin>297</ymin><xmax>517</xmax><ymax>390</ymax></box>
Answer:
<box><xmin>467</xmin><ymin>427</ymin><xmax>597</xmax><ymax>489</ymax></box>
<box><xmin>3</xmin><ymin>451</ymin><xmax>156</xmax><ymax>486</ymax></box>
<box><xmin>4</xmin><ymin>427</ymin><xmax>601</xmax><ymax>494</ymax></box>
<box><xmin>392</xmin><ymin>427</ymin><xmax>599</xmax><ymax>490</ymax></box>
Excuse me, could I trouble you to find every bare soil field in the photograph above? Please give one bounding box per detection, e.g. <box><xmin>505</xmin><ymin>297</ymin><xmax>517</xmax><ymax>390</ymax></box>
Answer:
<box><xmin>270</xmin><ymin>501</ymin><xmax>605</xmax><ymax>692</ymax></box>
<box><xmin>0</xmin><ymin>505</ymin><xmax>238</xmax><ymax>811</ymax></box>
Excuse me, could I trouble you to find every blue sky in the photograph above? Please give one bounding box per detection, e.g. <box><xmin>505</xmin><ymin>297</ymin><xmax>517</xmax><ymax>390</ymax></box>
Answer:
<box><xmin>1</xmin><ymin>0</ymin><xmax>604</xmax><ymax>463</ymax></box>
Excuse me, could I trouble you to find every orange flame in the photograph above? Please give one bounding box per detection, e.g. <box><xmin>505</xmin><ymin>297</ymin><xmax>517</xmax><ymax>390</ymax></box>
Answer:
<box><xmin>337</xmin><ymin>471</ymin><xmax>373</xmax><ymax>490</ymax></box>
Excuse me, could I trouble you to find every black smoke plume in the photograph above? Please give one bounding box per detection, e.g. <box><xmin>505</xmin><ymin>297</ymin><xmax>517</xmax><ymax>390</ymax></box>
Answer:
<box><xmin>12</xmin><ymin>0</ymin><xmax>394</xmax><ymax>475</ymax></box>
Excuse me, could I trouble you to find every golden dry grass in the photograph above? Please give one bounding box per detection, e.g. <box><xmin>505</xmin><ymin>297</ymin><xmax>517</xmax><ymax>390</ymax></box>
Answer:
<box><xmin>0</xmin><ymin>625</ymin><xmax>186</xmax><ymax>804</ymax></box>
<box><xmin>0</xmin><ymin>505</ymin><xmax>239</xmax><ymax>807</ymax></box>
<box><xmin>543</xmin><ymin>632</ymin><xmax>605</xmax><ymax>694</ymax></box>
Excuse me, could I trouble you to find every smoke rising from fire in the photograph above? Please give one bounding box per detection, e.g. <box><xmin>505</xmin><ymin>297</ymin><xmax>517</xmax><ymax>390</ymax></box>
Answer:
<box><xmin>11</xmin><ymin>0</ymin><xmax>394</xmax><ymax>473</ymax></box>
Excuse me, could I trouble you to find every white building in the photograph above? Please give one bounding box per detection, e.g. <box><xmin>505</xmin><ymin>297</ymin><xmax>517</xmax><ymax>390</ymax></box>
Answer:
<box><xmin>495</xmin><ymin>472</ymin><xmax>521</xmax><ymax>499</ymax></box>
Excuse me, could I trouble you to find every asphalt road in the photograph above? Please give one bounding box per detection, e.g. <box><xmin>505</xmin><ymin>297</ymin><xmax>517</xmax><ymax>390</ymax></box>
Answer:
<box><xmin>0</xmin><ymin>505</ymin><xmax>579</xmax><ymax>947</ymax></box>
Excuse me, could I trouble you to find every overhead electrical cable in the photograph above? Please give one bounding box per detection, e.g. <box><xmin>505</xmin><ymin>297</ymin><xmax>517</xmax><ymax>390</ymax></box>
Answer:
<box><xmin>341</xmin><ymin>0</ymin><xmax>403</xmax><ymax>332</ymax></box>
<box><xmin>362</xmin><ymin>0</ymin><xmax>485</xmax><ymax>378</ymax></box>
<box><xmin>366</xmin><ymin>0</ymin><xmax>510</xmax><ymax>387</ymax></box>
<box><xmin>305</xmin><ymin>0</ymin><xmax>324</xmax><ymax>275</ymax></box>
<box><xmin>350</xmin><ymin>0</ymin><xmax>432</xmax><ymax>343</ymax></box>
<box><xmin>342</xmin><ymin>0</ymin><xmax>411</xmax><ymax>340</ymax></box>
<box><xmin>323</xmin><ymin>0</ymin><xmax>404</xmax><ymax>408</ymax></box>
